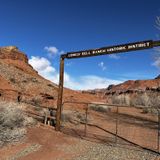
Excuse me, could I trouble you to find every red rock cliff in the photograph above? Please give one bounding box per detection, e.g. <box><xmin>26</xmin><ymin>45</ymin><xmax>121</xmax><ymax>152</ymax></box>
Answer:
<box><xmin>0</xmin><ymin>46</ymin><xmax>28</xmax><ymax>63</ymax></box>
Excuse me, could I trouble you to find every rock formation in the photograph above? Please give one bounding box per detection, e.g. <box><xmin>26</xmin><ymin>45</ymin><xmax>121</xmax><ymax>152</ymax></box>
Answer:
<box><xmin>0</xmin><ymin>46</ymin><xmax>28</xmax><ymax>63</ymax></box>
<box><xmin>83</xmin><ymin>77</ymin><xmax>160</xmax><ymax>108</ymax></box>
<box><xmin>0</xmin><ymin>46</ymin><xmax>100</xmax><ymax>110</ymax></box>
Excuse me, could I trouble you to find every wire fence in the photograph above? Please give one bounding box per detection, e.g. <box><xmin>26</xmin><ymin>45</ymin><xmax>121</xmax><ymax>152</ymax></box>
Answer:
<box><xmin>61</xmin><ymin>101</ymin><xmax>160</xmax><ymax>154</ymax></box>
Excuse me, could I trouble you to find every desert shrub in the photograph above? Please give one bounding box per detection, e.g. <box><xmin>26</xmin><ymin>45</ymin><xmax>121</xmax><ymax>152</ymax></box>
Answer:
<box><xmin>61</xmin><ymin>110</ymin><xmax>71</xmax><ymax>122</ymax></box>
<box><xmin>47</xmin><ymin>84</ymin><xmax>54</xmax><ymax>88</ymax></box>
<box><xmin>10</xmin><ymin>78</ymin><xmax>16</xmax><ymax>83</ymax></box>
<box><xmin>142</xmin><ymin>107</ymin><xmax>159</xmax><ymax>115</ymax></box>
<box><xmin>76</xmin><ymin>113</ymin><xmax>86</xmax><ymax>123</ymax></box>
<box><xmin>31</xmin><ymin>78</ymin><xmax>38</xmax><ymax>83</ymax></box>
<box><xmin>61</xmin><ymin>110</ymin><xmax>87</xmax><ymax>125</ymax></box>
<box><xmin>110</xmin><ymin>91</ymin><xmax>160</xmax><ymax>108</ymax></box>
<box><xmin>141</xmin><ymin>108</ymin><xmax>149</xmax><ymax>114</ymax></box>
<box><xmin>31</xmin><ymin>96</ymin><xmax>43</xmax><ymax>106</ymax></box>
<box><xmin>130</xmin><ymin>92</ymin><xmax>160</xmax><ymax>108</ymax></box>
<box><xmin>89</xmin><ymin>104</ymin><xmax>111</xmax><ymax>113</ymax></box>
<box><xmin>111</xmin><ymin>94</ymin><xmax>131</xmax><ymax>106</ymax></box>
<box><xmin>22</xmin><ymin>79</ymin><xmax>27</xmax><ymax>83</ymax></box>
<box><xmin>0</xmin><ymin>102</ymin><xmax>36</xmax><ymax>147</ymax></box>
<box><xmin>149</xmin><ymin>93</ymin><xmax>160</xmax><ymax>108</ymax></box>
<box><xmin>111</xmin><ymin>95</ymin><xmax>121</xmax><ymax>105</ymax></box>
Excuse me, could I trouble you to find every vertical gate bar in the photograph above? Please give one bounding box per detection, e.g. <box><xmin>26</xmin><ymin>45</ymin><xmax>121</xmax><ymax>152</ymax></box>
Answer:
<box><xmin>158</xmin><ymin>109</ymin><xmax>160</xmax><ymax>152</ymax></box>
<box><xmin>115</xmin><ymin>106</ymin><xmax>119</xmax><ymax>143</ymax></box>
<box><xmin>44</xmin><ymin>113</ymin><xmax>47</xmax><ymax>125</ymax></box>
<box><xmin>55</xmin><ymin>57</ymin><xmax>65</xmax><ymax>131</ymax></box>
<box><xmin>85</xmin><ymin>105</ymin><xmax>88</xmax><ymax>136</ymax></box>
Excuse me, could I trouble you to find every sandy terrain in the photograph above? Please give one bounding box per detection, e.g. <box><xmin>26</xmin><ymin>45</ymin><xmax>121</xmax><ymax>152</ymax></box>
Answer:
<box><xmin>0</xmin><ymin>105</ymin><xmax>159</xmax><ymax>160</ymax></box>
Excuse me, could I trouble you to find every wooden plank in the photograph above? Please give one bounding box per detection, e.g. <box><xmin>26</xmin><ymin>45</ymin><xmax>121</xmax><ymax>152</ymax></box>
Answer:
<box><xmin>65</xmin><ymin>40</ymin><xmax>154</xmax><ymax>59</ymax></box>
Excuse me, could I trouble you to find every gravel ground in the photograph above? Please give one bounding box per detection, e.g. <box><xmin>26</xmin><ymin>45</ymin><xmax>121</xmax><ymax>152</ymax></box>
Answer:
<box><xmin>57</xmin><ymin>138</ymin><xmax>160</xmax><ymax>160</ymax></box>
<box><xmin>73</xmin><ymin>143</ymin><xmax>159</xmax><ymax>160</ymax></box>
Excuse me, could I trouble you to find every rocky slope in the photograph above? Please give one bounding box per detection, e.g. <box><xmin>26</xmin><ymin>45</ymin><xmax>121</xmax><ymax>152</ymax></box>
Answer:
<box><xmin>0</xmin><ymin>46</ymin><xmax>101</xmax><ymax>111</ymax></box>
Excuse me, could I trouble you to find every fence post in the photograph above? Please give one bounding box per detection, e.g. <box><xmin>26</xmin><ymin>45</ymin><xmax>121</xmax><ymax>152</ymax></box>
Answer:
<box><xmin>158</xmin><ymin>109</ymin><xmax>160</xmax><ymax>153</ymax></box>
<box><xmin>85</xmin><ymin>105</ymin><xmax>88</xmax><ymax>136</ymax></box>
<box><xmin>115</xmin><ymin>106</ymin><xmax>119</xmax><ymax>144</ymax></box>
<box><xmin>55</xmin><ymin>57</ymin><xmax>65</xmax><ymax>131</ymax></box>
<box><xmin>44</xmin><ymin>113</ymin><xmax>47</xmax><ymax>125</ymax></box>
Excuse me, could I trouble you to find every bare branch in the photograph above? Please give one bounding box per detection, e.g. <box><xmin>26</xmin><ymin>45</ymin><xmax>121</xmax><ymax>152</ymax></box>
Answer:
<box><xmin>155</xmin><ymin>16</ymin><xmax>160</xmax><ymax>30</ymax></box>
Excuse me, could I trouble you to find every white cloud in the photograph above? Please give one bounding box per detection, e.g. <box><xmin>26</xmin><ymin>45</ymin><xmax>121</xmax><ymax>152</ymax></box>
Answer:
<box><xmin>29</xmin><ymin>56</ymin><xmax>55</xmax><ymax>72</ymax></box>
<box><xmin>76</xmin><ymin>75</ymin><xmax>122</xmax><ymax>90</ymax></box>
<box><xmin>44</xmin><ymin>46</ymin><xmax>65</xmax><ymax>57</ymax></box>
<box><xmin>98</xmin><ymin>62</ymin><xmax>106</xmax><ymax>71</ymax></box>
<box><xmin>153</xmin><ymin>57</ymin><xmax>160</xmax><ymax>68</ymax></box>
<box><xmin>28</xmin><ymin>56</ymin><xmax>76</xmax><ymax>88</ymax></box>
<box><xmin>44</xmin><ymin>46</ymin><xmax>58</xmax><ymax>56</ymax></box>
<box><xmin>108</xmin><ymin>54</ymin><xmax>120</xmax><ymax>60</ymax></box>
<box><xmin>66</xmin><ymin>62</ymin><xmax>73</xmax><ymax>67</ymax></box>
<box><xmin>29</xmin><ymin>56</ymin><xmax>56</xmax><ymax>81</ymax></box>
<box><xmin>152</xmin><ymin>48</ymin><xmax>160</xmax><ymax>69</ymax></box>
<box><xmin>29</xmin><ymin>56</ymin><xmax>122</xmax><ymax>90</ymax></box>
<box><xmin>155</xmin><ymin>16</ymin><xmax>160</xmax><ymax>30</ymax></box>
<box><xmin>51</xmin><ymin>74</ymin><xmax>122</xmax><ymax>90</ymax></box>
<box><xmin>60</xmin><ymin>50</ymin><xmax>65</xmax><ymax>55</ymax></box>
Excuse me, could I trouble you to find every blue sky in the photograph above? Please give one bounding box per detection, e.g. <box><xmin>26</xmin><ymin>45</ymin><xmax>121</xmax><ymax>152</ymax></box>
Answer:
<box><xmin>0</xmin><ymin>0</ymin><xmax>160</xmax><ymax>90</ymax></box>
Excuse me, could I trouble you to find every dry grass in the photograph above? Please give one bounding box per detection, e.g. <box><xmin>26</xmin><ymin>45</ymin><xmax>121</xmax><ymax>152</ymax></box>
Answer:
<box><xmin>0</xmin><ymin>102</ymin><xmax>36</xmax><ymax>147</ymax></box>
<box><xmin>89</xmin><ymin>104</ymin><xmax>111</xmax><ymax>113</ymax></box>
<box><xmin>111</xmin><ymin>92</ymin><xmax>160</xmax><ymax>108</ymax></box>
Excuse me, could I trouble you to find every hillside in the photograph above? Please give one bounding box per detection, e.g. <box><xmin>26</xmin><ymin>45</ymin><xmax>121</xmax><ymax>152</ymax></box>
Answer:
<box><xmin>0</xmin><ymin>46</ymin><xmax>101</xmax><ymax>109</ymax></box>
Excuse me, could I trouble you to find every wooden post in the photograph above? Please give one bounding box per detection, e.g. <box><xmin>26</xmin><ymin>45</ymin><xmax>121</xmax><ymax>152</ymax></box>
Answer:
<box><xmin>115</xmin><ymin>106</ymin><xmax>119</xmax><ymax>143</ymax></box>
<box><xmin>85</xmin><ymin>106</ymin><xmax>88</xmax><ymax>136</ymax></box>
<box><xmin>55</xmin><ymin>56</ymin><xmax>65</xmax><ymax>131</ymax></box>
<box><xmin>158</xmin><ymin>109</ymin><xmax>160</xmax><ymax>152</ymax></box>
<box><xmin>44</xmin><ymin>113</ymin><xmax>47</xmax><ymax>125</ymax></box>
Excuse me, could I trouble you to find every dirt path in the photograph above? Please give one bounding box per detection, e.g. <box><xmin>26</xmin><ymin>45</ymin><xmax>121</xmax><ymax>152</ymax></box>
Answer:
<box><xmin>0</xmin><ymin>124</ymin><xmax>159</xmax><ymax>160</ymax></box>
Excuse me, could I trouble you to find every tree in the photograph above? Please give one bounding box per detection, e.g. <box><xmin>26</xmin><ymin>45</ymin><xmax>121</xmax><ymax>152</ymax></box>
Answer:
<box><xmin>153</xmin><ymin>16</ymin><xmax>160</xmax><ymax>69</ymax></box>
<box><xmin>156</xmin><ymin>16</ymin><xmax>160</xmax><ymax>30</ymax></box>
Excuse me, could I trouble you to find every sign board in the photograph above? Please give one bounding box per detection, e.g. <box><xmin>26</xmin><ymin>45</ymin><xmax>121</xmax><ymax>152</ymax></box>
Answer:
<box><xmin>66</xmin><ymin>40</ymin><xmax>153</xmax><ymax>59</ymax></box>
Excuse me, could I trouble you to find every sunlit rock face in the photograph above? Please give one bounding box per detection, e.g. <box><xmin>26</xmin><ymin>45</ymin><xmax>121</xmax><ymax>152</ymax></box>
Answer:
<box><xmin>0</xmin><ymin>46</ymin><xmax>28</xmax><ymax>63</ymax></box>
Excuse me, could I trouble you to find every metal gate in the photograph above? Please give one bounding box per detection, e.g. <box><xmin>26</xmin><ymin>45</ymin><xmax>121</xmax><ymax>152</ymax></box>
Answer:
<box><xmin>60</xmin><ymin>101</ymin><xmax>160</xmax><ymax>154</ymax></box>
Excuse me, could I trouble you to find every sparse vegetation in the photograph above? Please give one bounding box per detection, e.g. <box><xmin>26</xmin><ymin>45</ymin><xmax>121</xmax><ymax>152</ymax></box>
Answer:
<box><xmin>142</xmin><ymin>107</ymin><xmax>159</xmax><ymax>115</ymax></box>
<box><xmin>31</xmin><ymin>96</ymin><xmax>42</xmax><ymax>106</ymax></box>
<box><xmin>89</xmin><ymin>104</ymin><xmax>111</xmax><ymax>113</ymax></box>
<box><xmin>0</xmin><ymin>102</ymin><xmax>36</xmax><ymax>147</ymax></box>
<box><xmin>141</xmin><ymin>107</ymin><xmax>149</xmax><ymax>114</ymax></box>
<box><xmin>62</xmin><ymin>110</ymin><xmax>87</xmax><ymax>125</ymax></box>
<box><xmin>47</xmin><ymin>84</ymin><xmax>54</xmax><ymax>88</ymax></box>
<box><xmin>31</xmin><ymin>78</ymin><xmax>38</xmax><ymax>83</ymax></box>
<box><xmin>110</xmin><ymin>91</ymin><xmax>160</xmax><ymax>108</ymax></box>
<box><xmin>10</xmin><ymin>77</ymin><xmax>16</xmax><ymax>83</ymax></box>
